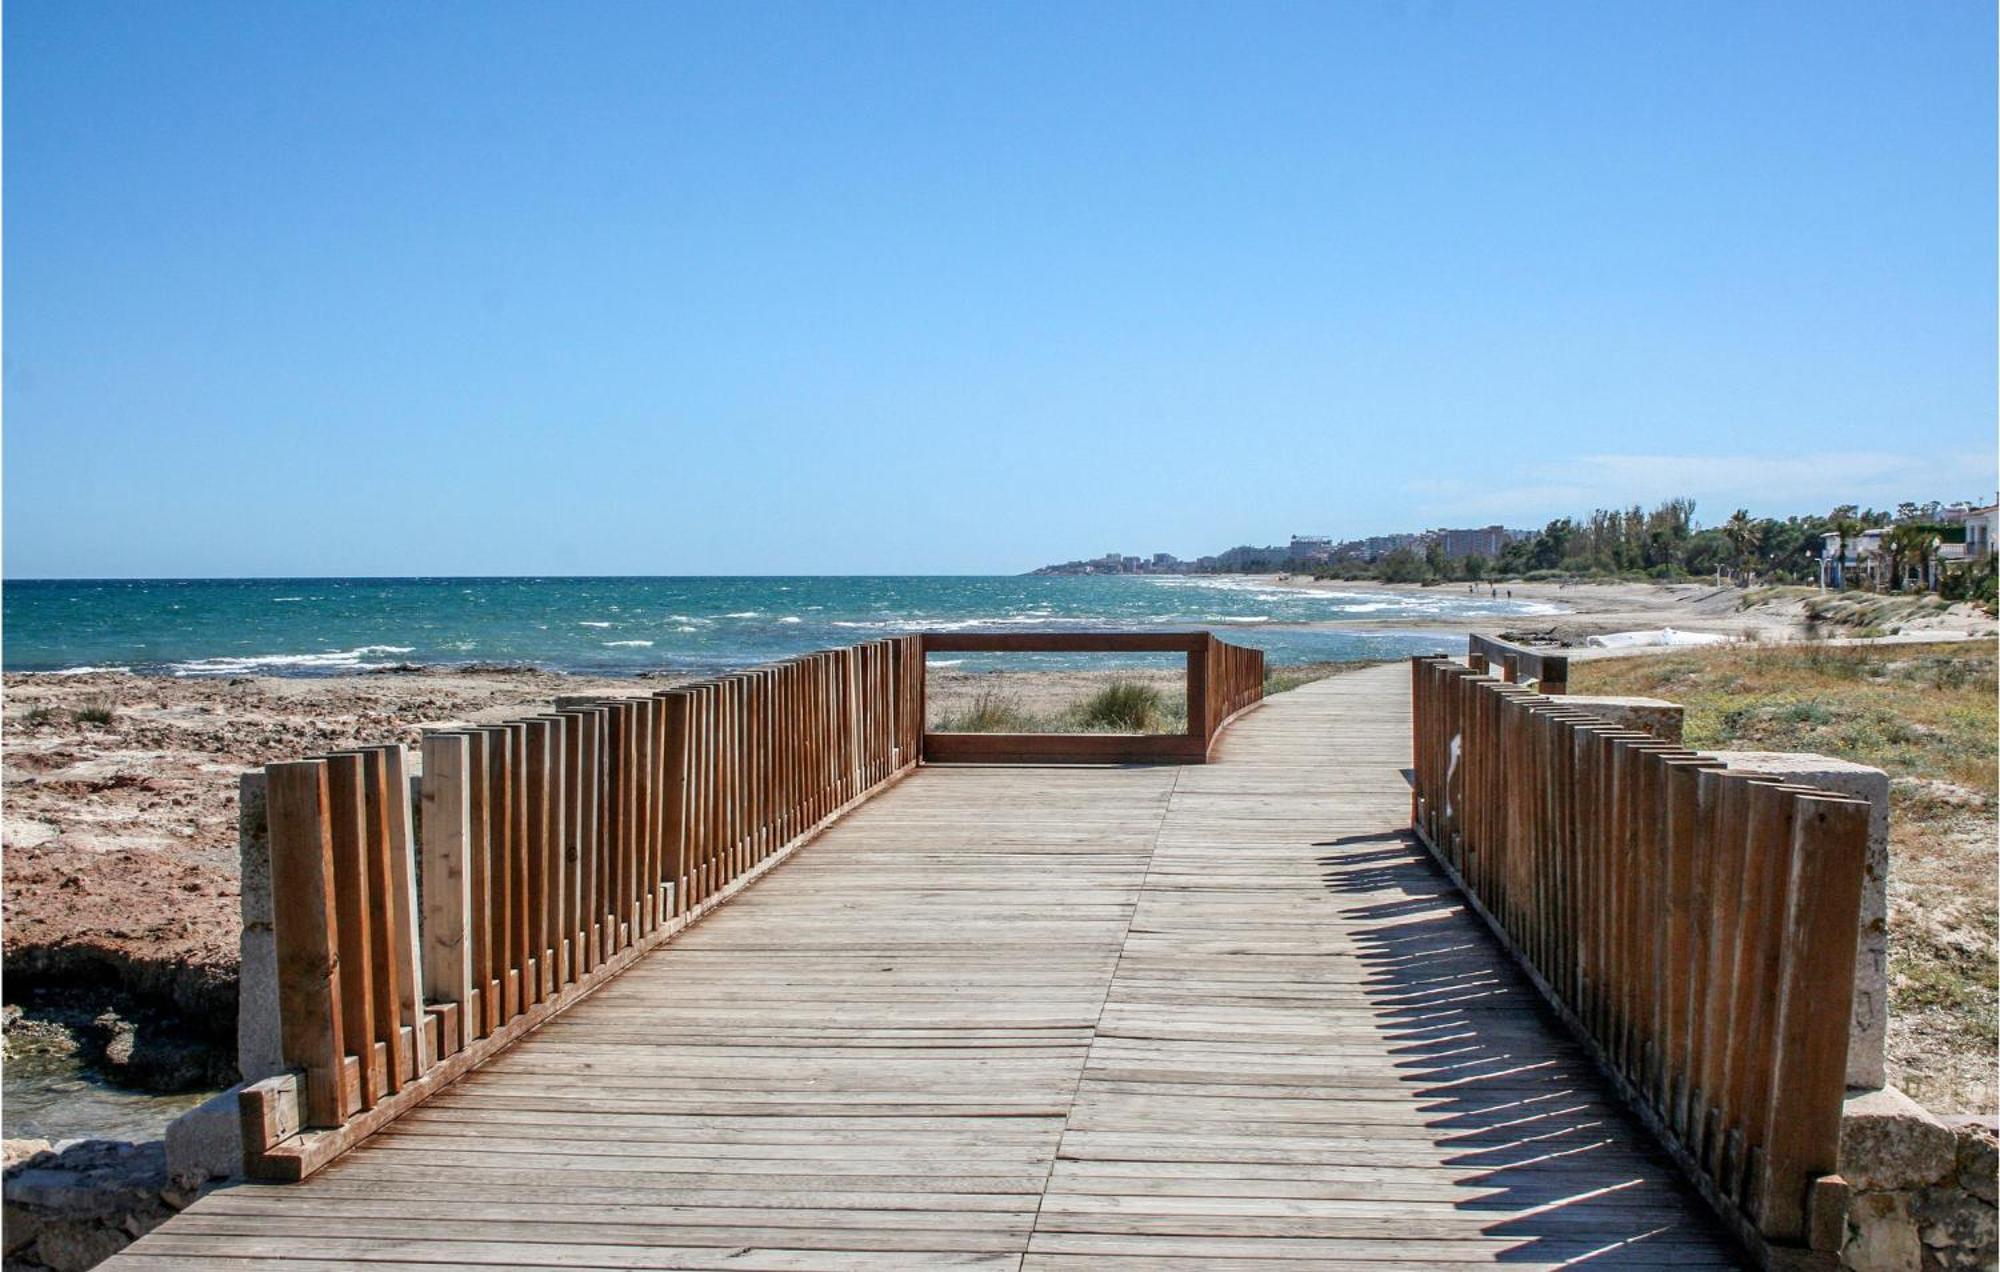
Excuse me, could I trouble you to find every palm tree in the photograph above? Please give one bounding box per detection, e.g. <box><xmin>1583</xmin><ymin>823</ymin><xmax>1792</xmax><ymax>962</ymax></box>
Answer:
<box><xmin>1829</xmin><ymin>516</ymin><xmax>1863</xmax><ymax>589</ymax></box>
<box><xmin>1722</xmin><ymin>509</ymin><xmax>1758</xmax><ymax>584</ymax></box>
<box><xmin>1886</xmin><ymin>523</ymin><xmax>1940</xmax><ymax>592</ymax></box>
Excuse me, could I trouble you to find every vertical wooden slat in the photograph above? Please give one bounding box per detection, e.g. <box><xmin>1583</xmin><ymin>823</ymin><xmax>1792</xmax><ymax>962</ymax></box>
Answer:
<box><xmin>353</xmin><ymin>747</ymin><xmax>412</xmax><ymax>1088</ymax></box>
<box><xmin>1754</xmin><ymin>793</ymin><xmax>1870</xmax><ymax>1239</ymax></box>
<box><xmin>377</xmin><ymin>744</ymin><xmax>427</xmax><ymax>1077</ymax></box>
<box><xmin>266</xmin><ymin>760</ymin><xmax>345</xmax><ymax>1129</ymax></box>
<box><xmin>321</xmin><ymin>752</ymin><xmax>379</xmax><ymax>1110</ymax></box>
<box><xmin>419</xmin><ymin>733</ymin><xmax>473</xmax><ymax>1055</ymax></box>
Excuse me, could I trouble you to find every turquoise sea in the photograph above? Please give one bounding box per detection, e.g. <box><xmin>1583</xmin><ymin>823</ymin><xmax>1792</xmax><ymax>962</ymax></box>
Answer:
<box><xmin>2</xmin><ymin>576</ymin><xmax>1561</xmax><ymax>676</ymax></box>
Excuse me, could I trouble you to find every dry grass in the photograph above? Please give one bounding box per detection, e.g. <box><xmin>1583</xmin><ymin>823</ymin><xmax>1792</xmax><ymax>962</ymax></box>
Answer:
<box><xmin>1574</xmin><ymin>641</ymin><xmax>1998</xmax><ymax>1114</ymax></box>
<box><xmin>931</xmin><ymin>662</ymin><xmax>1363</xmax><ymax>735</ymax></box>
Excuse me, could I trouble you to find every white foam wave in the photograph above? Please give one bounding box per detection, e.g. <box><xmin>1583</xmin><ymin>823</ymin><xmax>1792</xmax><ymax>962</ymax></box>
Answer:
<box><xmin>39</xmin><ymin>665</ymin><xmax>134</xmax><ymax>676</ymax></box>
<box><xmin>578</xmin><ymin>621</ymin><xmax>613</xmax><ymax>628</ymax></box>
<box><xmin>603</xmin><ymin>639</ymin><xmax>655</xmax><ymax>647</ymax></box>
<box><xmin>169</xmin><ymin>645</ymin><xmax>415</xmax><ymax>676</ymax></box>
<box><xmin>777</xmin><ymin>616</ymin><xmax>802</xmax><ymax>624</ymax></box>
<box><xmin>724</xmin><ymin>611</ymin><xmax>762</xmax><ymax>619</ymax></box>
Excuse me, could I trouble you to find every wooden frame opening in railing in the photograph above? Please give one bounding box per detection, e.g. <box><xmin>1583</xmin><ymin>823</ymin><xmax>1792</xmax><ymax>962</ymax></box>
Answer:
<box><xmin>918</xmin><ymin>631</ymin><xmax>1265</xmax><ymax>765</ymax></box>
<box><xmin>1468</xmin><ymin>631</ymin><xmax>1568</xmax><ymax>692</ymax></box>
<box><xmin>1409</xmin><ymin>655</ymin><xmax>1867</xmax><ymax>1266</ymax></box>
<box><xmin>241</xmin><ymin>636</ymin><xmax>926</xmax><ymax>1181</ymax></box>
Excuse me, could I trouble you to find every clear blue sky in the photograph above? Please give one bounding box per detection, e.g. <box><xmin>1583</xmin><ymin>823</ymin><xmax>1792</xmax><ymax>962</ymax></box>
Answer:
<box><xmin>5</xmin><ymin>1</ymin><xmax>1993</xmax><ymax>577</ymax></box>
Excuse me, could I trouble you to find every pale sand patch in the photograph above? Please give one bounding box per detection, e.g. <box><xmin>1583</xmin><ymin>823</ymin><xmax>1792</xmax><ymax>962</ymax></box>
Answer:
<box><xmin>1256</xmin><ymin>574</ymin><xmax>1997</xmax><ymax>645</ymax></box>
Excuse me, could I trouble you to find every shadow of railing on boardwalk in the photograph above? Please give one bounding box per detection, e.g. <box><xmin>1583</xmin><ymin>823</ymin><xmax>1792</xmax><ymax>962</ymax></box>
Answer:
<box><xmin>1315</xmin><ymin>830</ymin><xmax>1735</xmax><ymax>1266</ymax></box>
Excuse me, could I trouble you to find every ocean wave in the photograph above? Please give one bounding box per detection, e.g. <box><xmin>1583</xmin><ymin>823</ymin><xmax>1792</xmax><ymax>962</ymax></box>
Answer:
<box><xmin>37</xmin><ymin>665</ymin><xmax>134</xmax><ymax>676</ymax></box>
<box><xmin>603</xmin><ymin>639</ymin><xmax>655</xmax><ymax>647</ymax></box>
<box><xmin>271</xmin><ymin>596</ymin><xmax>305</xmax><ymax>603</ymax></box>
<box><xmin>778</xmin><ymin>616</ymin><xmax>802</xmax><ymax>624</ymax></box>
<box><xmin>578</xmin><ymin>621</ymin><xmax>613</xmax><ymax>628</ymax></box>
<box><xmin>724</xmin><ymin>611</ymin><xmax>762</xmax><ymax>619</ymax></box>
<box><xmin>169</xmin><ymin>645</ymin><xmax>415</xmax><ymax>676</ymax></box>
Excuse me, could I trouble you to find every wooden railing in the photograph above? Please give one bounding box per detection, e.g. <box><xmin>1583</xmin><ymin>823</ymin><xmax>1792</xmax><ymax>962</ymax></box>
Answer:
<box><xmin>1468</xmin><ymin>631</ymin><xmax>1568</xmax><ymax>692</ymax></box>
<box><xmin>241</xmin><ymin>630</ymin><xmax>1262</xmax><ymax>1179</ymax></box>
<box><xmin>1409</xmin><ymin>655</ymin><xmax>1867</xmax><ymax>1262</ymax></box>
<box><xmin>243</xmin><ymin>636</ymin><xmax>925</xmax><ymax>1179</ymax></box>
<box><xmin>920</xmin><ymin>631</ymin><xmax>1265</xmax><ymax>764</ymax></box>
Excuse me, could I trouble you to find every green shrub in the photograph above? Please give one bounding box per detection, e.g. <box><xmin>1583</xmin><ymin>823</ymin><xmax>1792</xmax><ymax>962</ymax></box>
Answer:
<box><xmin>71</xmin><ymin>697</ymin><xmax>116</xmax><ymax>726</ymax></box>
<box><xmin>1074</xmin><ymin>680</ymin><xmax>1167</xmax><ymax>732</ymax></box>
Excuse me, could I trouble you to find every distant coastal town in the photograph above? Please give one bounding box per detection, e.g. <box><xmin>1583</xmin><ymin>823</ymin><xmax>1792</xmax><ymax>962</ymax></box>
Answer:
<box><xmin>1032</xmin><ymin>496</ymin><xmax>2000</xmax><ymax>604</ymax></box>
<box><xmin>1032</xmin><ymin>525</ymin><xmax>1534</xmax><ymax>576</ymax></box>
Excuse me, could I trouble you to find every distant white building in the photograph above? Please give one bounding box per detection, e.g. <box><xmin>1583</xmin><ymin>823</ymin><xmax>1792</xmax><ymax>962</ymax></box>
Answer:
<box><xmin>1821</xmin><ymin>506</ymin><xmax>1998</xmax><ymax>591</ymax></box>
<box><xmin>1939</xmin><ymin>503</ymin><xmax>1998</xmax><ymax>568</ymax></box>
<box><xmin>1819</xmin><ymin>528</ymin><xmax>1886</xmax><ymax>590</ymax></box>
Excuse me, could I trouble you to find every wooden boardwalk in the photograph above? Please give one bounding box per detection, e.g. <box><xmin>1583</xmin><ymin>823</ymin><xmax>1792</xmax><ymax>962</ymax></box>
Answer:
<box><xmin>112</xmin><ymin>663</ymin><xmax>1737</xmax><ymax>1269</ymax></box>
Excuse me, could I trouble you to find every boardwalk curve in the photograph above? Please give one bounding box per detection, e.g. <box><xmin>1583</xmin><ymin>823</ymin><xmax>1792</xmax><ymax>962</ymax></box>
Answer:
<box><xmin>111</xmin><ymin>662</ymin><xmax>1733</xmax><ymax>1269</ymax></box>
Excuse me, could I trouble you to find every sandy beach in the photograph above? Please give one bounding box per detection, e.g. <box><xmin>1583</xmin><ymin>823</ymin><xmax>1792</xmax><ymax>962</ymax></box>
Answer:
<box><xmin>1265</xmin><ymin>575</ymin><xmax>1999</xmax><ymax>643</ymax></box>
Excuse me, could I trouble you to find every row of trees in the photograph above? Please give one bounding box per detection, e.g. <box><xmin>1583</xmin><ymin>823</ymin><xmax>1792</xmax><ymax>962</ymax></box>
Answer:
<box><xmin>1304</xmin><ymin>498</ymin><xmax>1985</xmax><ymax>591</ymax></box>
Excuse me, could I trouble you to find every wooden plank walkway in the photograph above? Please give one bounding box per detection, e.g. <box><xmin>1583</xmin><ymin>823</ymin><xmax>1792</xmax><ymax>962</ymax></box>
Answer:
<box><xmin>111</xmin><ymin>662</ymin><xmax>1737</xmax><ymax>1270</ymax></box>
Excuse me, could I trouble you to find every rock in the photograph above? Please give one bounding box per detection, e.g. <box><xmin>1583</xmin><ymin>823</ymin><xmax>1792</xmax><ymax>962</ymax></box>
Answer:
<box><xmin>83</xmin><ymin>1007</ymin><xmax>231</xmax><ymax>1093</ymax></box>
<box><xmin>1845</xmin><ymin>1189</ymin><xmax>1922</xmax><ymax>1272</ymax></box>
<box><xmin>1912</xmin><ymin>1186</ymin><xmax>1997</xmax><ymax>1268</ymax></box>
<box><xmin>4</xmin><ymin>1202</ymin><xmax>44</xmax><ymax>1254</ymax></box>
<box><xmin>0</xmin><ymin>1142</ymin><xmax>52</xmax><ymax>1171</ymax></box>
<box><xmin>2</xmin><ymin>1138</ymin><xmax>182</xmax><ymax>1271</ymax></box>
<box><xmin>164</xmin><ymin>1087</ymin><xmax>242</xmax><ymax>1183</ymax></box>
<box><xmin>1947</xmin><ymin>1117</ymin><xmax>1999</xmax><ymax>1205</ymax></box>
<box><xmin>1844</xmin><ymin>1087</ymin><xmax>1959</xmax><ymax>1191</ymax></box>
<box><xmin>32</xmin><ymin>1222</ymin><xmax>129</xmax><ymax>1272</ymax></box>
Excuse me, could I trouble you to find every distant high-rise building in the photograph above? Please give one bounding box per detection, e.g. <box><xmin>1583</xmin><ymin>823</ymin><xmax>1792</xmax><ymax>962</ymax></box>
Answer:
<box><xmin>1435</xmin><ymin>525</ymin><xmax>1514</xmax><ymax>559</ymax></box>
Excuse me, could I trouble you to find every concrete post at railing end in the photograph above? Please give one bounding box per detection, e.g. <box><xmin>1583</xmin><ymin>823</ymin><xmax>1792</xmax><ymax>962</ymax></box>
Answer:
<box><xmin>236</xmin><ymin>770</ymin><xmax>285</xmax><ymax>1083</ymax></box>
<box><xmin>1710</xmin><ymin>750</ymin><xmax>1889</xmax><ymax>1091</ymax></box>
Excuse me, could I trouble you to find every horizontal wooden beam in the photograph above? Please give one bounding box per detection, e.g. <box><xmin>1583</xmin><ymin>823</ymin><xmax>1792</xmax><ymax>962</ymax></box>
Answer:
<box><xmin>923</xmin><ymin>731</ymin><xmax>1208</xmax><ymax>765</ymax></box>
<box><xmin>921</xmin><ymin>631</ymin><xmax>1210</xmax><ymax>653</ymax></box>
<box><xmin>1468</xmin><ymin>632</ymin><xmax>1568</xmax><ymax>690</ymax></box>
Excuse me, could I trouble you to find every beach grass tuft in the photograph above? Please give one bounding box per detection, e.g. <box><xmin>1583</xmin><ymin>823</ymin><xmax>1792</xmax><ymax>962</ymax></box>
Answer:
<box><xmin>935</xmin><ymin>687</ymin><xmax>1037</xmax><ymax>734</ymax></box>
<box><xmin>1072</xmin><ymin>680</ymin><xmax>1169</xmax><ymax>732</ymax></box>
<box><xmin>71</xmin><ymin>696</ymin><xmax>117</xmax><ymax>726</ymax></box>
